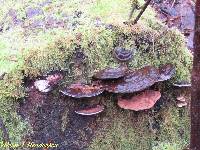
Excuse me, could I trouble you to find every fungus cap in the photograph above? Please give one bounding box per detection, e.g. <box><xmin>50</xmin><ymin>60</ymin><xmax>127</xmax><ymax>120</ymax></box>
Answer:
<box><xmin>117</xmin><ymin>90</ymin><xmax>161</xmax><ymax>111</ymax></box>
<box><xmin>75</xmin><ymin>105</ymin><xmax>104</xmax><ymax>115</ymax></box>
<box><xmin>113</xmin><ymin>47</ymin><xmax>133</xmax><ymax>62</ymax></box>
<box><xmin>176</xmin><ymin>96</ymin><xmax>186</xmax><ymax>102</ymax></box>
<box><xmin>93</xmin><ymin>66</ymin><xmax>127</xmax><ymax>80</ymax></box>
<box><xmin>60</xmin><ymin>83</ymin><xmax>104</xmax><ymax>98</ymax></box>
<box><xmin>177</xmin><ymin>101</ymin><xmax>187</xmax><ymax>108</ymax></box>
<box><xmin>106</xmin><ymin>66</ymin><xmax>159</xmax><ymax>93</ymax></box>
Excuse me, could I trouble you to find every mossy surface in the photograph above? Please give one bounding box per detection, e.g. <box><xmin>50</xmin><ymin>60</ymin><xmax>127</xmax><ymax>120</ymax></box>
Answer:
<box><xmin>89</xmin><ymin>90</ymin><xmax>190</xmax><ymax>150</ymax></box>
<box><xmin>0</xmin><ymin>0</ymin><xmax>192</xmax><ymax>148</ymax></box>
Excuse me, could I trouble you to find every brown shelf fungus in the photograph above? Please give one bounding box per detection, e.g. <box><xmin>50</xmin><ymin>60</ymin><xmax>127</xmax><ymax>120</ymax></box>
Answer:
<box><xmin>117</xmin><ymin>90</ymin><xmax>161</xmax><ymax>111</ymax></box>
<box><xmin>75</xmin><ymin>105</ymin><xmax>104</xmax><ymax>115</ymax></box>
<box><xmin>60</xmin><ymin>83</ymin><xmax>104</xmax><ymax>98</ymax></box>
<box><xmin>113</xmin><ymin>47</ymin><xmax>133</xmax><ymax>62</ymax></box>
<box><xmin>105</xmin><ymin>66</ymin><xmax>160</xmax><ymax>93</ymax></box>
<box><xmin>93</xmin><ymin>66</ymin><xmax>128</xmax><ymax>80</ymax></box>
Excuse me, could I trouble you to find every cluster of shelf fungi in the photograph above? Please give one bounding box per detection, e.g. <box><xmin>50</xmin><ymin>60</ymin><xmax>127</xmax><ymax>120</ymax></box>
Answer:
<box><xmin>34</xmin><ymin>47</ymin><xmax>191</xmax><ymax>115</ymax></box>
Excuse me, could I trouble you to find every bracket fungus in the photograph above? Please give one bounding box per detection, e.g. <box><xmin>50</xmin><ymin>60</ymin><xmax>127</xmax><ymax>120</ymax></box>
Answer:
<box><xmin>158</xmin><ymin>64</ymin><xmax>175</xmax><ymax>82</ymax></box>
<box><xmin>75</xmin><ymin>105</ymin><xmax>104</xmax><ymax>115</ymax></box>
<box><xmin>113</xmin><ymin>47</ymin><xmax>133</xmax><ymax>62</ymax></box>
<box><xmin>105</xmin><ymin>66</ymin><xmax>159</xmax><ymax>93</ymax></box>
<box><xmin>34</xmin><ymin>80</ymin><xmax>52</xmax><ymax>92</ymax></box>
<box><xmin>34</xmin><ymin>71</ymin><xmax>64</xmax><ymax>93</ymax></box>
<box><xmin>173</xmin><ymin>81</ymin><xmax>191</xmax><ymax>87</ymax></box>
<box><xmin>60</xmin><ymin>83</ymin><xmax>104</xmax><ymax>98</ymax></box>
<box><xmin>117</xmin><ymin>90</ymin><xmax>161</xmax><ymax>111</ymax></box>
<box><xmin>93</xmin><ymin>66</ymin><xmax>127</xmax><ymax>80</ymax></box>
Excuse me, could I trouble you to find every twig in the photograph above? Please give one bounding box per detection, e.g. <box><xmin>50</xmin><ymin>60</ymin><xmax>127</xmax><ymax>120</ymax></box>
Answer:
<box><xmin>133</xmin><ymin>0</ymin><xmax>152</xmax><ymax>24</ymax></box>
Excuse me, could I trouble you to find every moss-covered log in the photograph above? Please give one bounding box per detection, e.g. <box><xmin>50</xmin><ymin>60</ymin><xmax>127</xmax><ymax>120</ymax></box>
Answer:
<box><xmin>0</xmin><ymin>0</ymin><xmax>192</xmax><ymax>149</ymax></box>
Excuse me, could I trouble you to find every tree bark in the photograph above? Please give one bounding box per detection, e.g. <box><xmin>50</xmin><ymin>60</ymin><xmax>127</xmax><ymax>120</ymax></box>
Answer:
<box><xmin>190</xmin><ymin>0</ymin><xmax>200</xmax><ymax>149</ymax></box>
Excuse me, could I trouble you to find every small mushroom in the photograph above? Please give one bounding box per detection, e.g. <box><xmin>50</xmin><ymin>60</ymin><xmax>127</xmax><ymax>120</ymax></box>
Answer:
<box><xmin>158</xmin><ymin>64</ymin><xmax>175</xmax><ymax>82</ymax></box>
<box><xmin>93</xmin><ymin>66</ymin><xmax>127</xmax><ymax>80</ymax></box>
<box><xmin>176</xmin><ymin>96</ymin><xmax>186</xmax><ymax>102</ymax></box>
<box><xmin>113</xmin><ymin>47</ymin><xmax>133</xmax><ymax>62</ymax></box>
<box><xmin>34</xmin><ymin>80</ymin><xmax>51</xmax><ymax>92</ymax></box>
<box><xmin>117</xmin><ymin>90</ymin><xmax>161</xmax><ymax>111</ymax></box>
<box><xmin>176</xmin><ymin>95</ymin><xmax>188</xmax><ymax>108</ymax></box>
<box><xmin>173</xmin><ymin>81</ymin><xmax>191</xmax><ymax>87</ymax></box>
<box><xmin>105</xmin><ymin>66</ymin><xmax>160</xmax><ymax>93</ymax></box>
<box><xmin>177</xmin><ymin>102</ymin><xmax>187</xmax><ymax>108</ymax></box>
<box><xmin>60</xmin><ymin>83</ymin><xmax>104</xmax><ymax>98</ymax></box>
<box><xmin>75</xmin><ymin>105</ymin><xmax>104</xmax><ymax>115</ymax></box>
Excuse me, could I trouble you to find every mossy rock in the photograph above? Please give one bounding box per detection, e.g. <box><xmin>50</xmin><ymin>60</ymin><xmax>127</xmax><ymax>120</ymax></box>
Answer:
<box><xmin>0</xmin><ymin>0</ymin><xmax>191</xmax><ymax>148</ymax></box>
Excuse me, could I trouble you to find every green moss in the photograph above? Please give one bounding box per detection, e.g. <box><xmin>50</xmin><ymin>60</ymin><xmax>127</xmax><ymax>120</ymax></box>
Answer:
<box><xmin>20</xmin><ymin>24</ymin><xmax>192</xmax><ymax>82</ymax></box>
<box><xmin>89</xmin><ymin>91</ymin><xmax>190</xmax><ymax>150</ymax></box>
<box><xmin>154</xmin><ymin>98</ymin><xmax>190</xmax><ymax>149</ymax></box>
<box><xmin>89</xmin><ymin>95</ymin><xmax>154</xmax><ymax>150</ymax></box>
<box><xmin>0</xmin><ymin>97</ymin><xmax>30</xmax><ymax>144</ymax></box>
